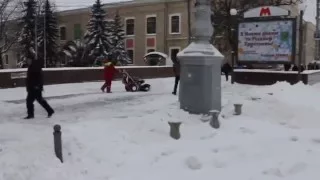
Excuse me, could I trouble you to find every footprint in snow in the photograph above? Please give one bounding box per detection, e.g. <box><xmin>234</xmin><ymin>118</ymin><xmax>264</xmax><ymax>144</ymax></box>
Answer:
<box><xmin>185</xmin><ymin>156</ymin><xmax>202</xmax><ymax>170</ymax></box>
<box><xmin>239</xmin><ymin>127</ymin><xmax>255</xmax><ymax>134</ymax></box>
<box><xmin>212</xmin><ymin>158</ymin><xmax>227</xmax><ymax>168</ymax></box>
<box><xmin>286</xmin><ymin>162</ymin><xmax>308</xmax><ymax>175</ymax></box>
<box><xmin>311</xmin><ymin>138</ymin><xmax>320</xmax><ymax>144</ymax></box>
<box><xmin>290</xmin><ymin>136</ymin><xmax>299</xmax><ymax>142</ymax></box>
<box><xmin>262</xmin><ymin>168</ymin><xmax>284</xmax><ymax>177</ymax></box>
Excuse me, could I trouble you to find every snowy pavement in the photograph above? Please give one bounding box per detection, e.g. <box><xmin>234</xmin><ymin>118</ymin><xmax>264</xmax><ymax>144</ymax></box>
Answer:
<box><xmin>1</xmin><ymin>78</ymin><xmax>320</xmax><ymax>180</ymax></box>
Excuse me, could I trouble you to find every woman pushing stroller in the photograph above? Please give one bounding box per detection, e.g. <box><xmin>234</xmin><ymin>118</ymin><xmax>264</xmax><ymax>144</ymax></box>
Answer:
<box><xmin>100</xmin><ymin>58</ymin><xmax>150</xmax><ymax>93</ymax></box>
<box><xmin>101</xmin><ymin>59</ymin><xmax>120</xmax><ymax>93</ymax></box>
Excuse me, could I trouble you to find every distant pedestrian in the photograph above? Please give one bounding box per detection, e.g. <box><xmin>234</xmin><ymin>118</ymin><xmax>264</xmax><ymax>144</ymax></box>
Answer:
<box><xmin>172</xmin><ymin>59</ymin><xmax>180</xmax><ymax>95</ymax></box>
<box><xmin>24</xmin><ymin>61</ymin><xmax>54</xmax><ymax>119</ymax></box>
<box><xmin>284</xmin><ymin>64</ymin><xmax>291</xmax><ymax>71</ymax></box>
<box><xmin>101</xmin><ymin>60</ymin><xmax>118</xmax><ymax>93</ymax></box>
<box><xmin>221</xmin><ymin>63</ymin><xmax>232</xmax><ymax>81</ymax></box>
<box><xmin>292</xmin><ymin>65</ymin><xmax>298</xmax><ymax>71</ymax></box>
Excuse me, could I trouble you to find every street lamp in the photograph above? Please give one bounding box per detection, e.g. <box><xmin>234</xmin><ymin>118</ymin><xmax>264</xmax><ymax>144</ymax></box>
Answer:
<box><xmin>230</xmin><ymin>8</ymin><xmax>237</xmax><ymax>84</ymax></box>
<box><xmin>177</xmin><ymin>0</ymin><xmax>224</xmax><ymax>114</ymax></box>
<box><xmin>298</xmin><ymin>3</ymin><xmax>306</xmax><ymax>81</ymax></box>
<box><xmin>230</xmin><ymin>8</ymin><xmax>237</xmax><ymax>16</ymax></box>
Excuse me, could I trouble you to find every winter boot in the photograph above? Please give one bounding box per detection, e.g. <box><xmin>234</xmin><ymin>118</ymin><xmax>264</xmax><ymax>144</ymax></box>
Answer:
<box><xmin>101</xmin><ymin>87</ymin><xmax>105</xmax><ymax>92</ymax></box>
<box><xmin>48</xmin><ymin>109</ymin><xmax>55</xmax><ymax>118</ymax></box>
<box><xmin>106</xmin><ymin>86</ymin><xmax>112</xmax><ymax>93</ymax></box>
<box><xmin>24</xmin><ymin>115</ymin><xmax>34</xmax><ymax>119</ymax></box>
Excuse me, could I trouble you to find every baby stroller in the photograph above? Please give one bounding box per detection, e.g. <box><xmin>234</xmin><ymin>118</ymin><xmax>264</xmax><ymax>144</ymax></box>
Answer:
<box><xmin>121</xmin><ymin>70</ymin><xmax>151</xmax><ymax>92</ymax></box>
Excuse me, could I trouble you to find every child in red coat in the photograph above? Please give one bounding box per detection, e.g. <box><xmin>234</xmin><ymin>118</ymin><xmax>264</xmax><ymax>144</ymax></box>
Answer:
<box><xmin>101</xmin><ymin>61</ymin><xmax>118</xmax><ymax>93</ymax></box>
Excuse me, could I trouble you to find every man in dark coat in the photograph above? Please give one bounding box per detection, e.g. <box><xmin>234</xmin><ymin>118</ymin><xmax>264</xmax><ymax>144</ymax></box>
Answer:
<box><xmin>172</xmin><ymin>60</ymin><xmax>180</xmax><ymax>95</ymax></box>
<box><xmin>24</xmin><ymin>61</ymin><xmax>54</xmax><ymax>119</ymax></box>
<box><xmin>221</xmin><ymin>63</ymin><xmax>232</xmax><ymax>81</ymax></box>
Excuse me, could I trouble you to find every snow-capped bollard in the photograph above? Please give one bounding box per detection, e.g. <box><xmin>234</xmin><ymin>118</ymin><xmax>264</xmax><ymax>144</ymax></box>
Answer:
<box><xmin>53</xmin><ymin>124</ymin><xmax>63</xmax><ymax>163</ymax></box>
<box><xmin>209</xmin><ymin>110</ymin><xmax>220</xmax><ymax>129</ymax></box>
<box><xmin>168</xmin><ymin>122</ymin><xmax>181</xmax><ymax>140</ymax></box>
<box><xmin>234</xmin><ymin>104</ymin><xmax>243</xmax><ymax>115</ymax></box>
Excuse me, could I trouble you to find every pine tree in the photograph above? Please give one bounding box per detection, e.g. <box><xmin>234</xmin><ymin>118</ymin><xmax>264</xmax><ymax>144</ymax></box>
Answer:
<box><xmin>38</xmin><ymin>0</ymin><xmax>59</xmax><ymax>67</ymax></box>
<box><xmin>18</xmin><ymin>0</ymin><xmax>37</xmax><ymax>65</ymax></box>
<box><xmin>84</xmin><ymin>0</ymin><xmax>112</xmax><ymax>60</ymax></box>
<box><xmin>60</xmin><ymin>40</ymin><xmax>93</xmax><ymax>66</ymax></box>
<box><xmin>110</xmin><ymin>12</ymin><xmax>131</xmax><ymax>65</ymax></box>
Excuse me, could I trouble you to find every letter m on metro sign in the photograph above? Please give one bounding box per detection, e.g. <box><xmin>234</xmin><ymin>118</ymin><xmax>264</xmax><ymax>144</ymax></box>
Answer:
<box><xmin>260</xmin><ymin>7</ymin><xmax>271</xmax><ymax>16</ymax></box>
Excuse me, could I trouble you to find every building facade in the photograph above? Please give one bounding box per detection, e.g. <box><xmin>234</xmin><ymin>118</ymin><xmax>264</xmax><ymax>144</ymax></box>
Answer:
<box><xmin>2</xmin><ymin>0</ymin><xmax>191</xmax><ymax>68</ymax></box>
<box><xmin>1</xmin><ymin>0</ymin><xmax>317</xmax><ymax>68</ymax></box>
<box><xmin>56</xmin><ymin>0</ymin><xmax>191</xmax><ymax>66</ymax></box>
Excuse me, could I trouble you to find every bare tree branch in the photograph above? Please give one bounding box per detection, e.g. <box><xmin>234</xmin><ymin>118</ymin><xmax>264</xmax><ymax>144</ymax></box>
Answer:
<box><xmin>0</xmin><ymin>0</ymin><xmax>22</xmax><ymax>68</ymax></box>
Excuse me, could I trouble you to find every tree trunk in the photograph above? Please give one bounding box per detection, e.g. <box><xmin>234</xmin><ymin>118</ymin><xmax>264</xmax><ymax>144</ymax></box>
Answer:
<box><xmin>0</xmin><ymin>52</ymin><xmax>4</xmax><ymax>69</ymax></box>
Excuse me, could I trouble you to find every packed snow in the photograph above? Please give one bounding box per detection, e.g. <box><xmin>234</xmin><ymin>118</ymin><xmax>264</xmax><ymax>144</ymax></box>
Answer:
<box><xmin>1</xmin><ymin>77</ymin><xmax>320</xmax><ymax>180</ymax></box>
<box><xmin>0</xmin><ymin>66</ymin><xmax>172</xmax><ymax>73</ymax></box>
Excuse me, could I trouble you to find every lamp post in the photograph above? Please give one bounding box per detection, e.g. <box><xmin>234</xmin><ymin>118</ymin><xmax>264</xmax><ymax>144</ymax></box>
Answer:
<box><xmin>230</xmin><ymin>8</ymin><xmax>237</xmax><ymax>84</ymax></box>
<box><xmin>298</xmin><ymin>3</ymin><xmax>306</xmax><ymax>81</ymax></box>
<box><xmin>177</xmin><ymin>0</ymin><xmax>224</xmax><ymax>114</ymax></box>
<box><xmin>44</xmin><ymin>8</ymin><xmax>47</xmax><ymax>68</ymax></box>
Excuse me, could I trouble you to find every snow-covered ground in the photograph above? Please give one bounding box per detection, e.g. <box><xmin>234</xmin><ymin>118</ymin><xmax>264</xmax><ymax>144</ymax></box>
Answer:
<box><xmin>1</xmin><ymin>77</ymin><xmax>320</xmax><ymax>180</ymax></box>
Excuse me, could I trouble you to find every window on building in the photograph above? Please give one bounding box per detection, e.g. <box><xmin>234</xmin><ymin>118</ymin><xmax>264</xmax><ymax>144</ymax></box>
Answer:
<box><xmin>4</xmin><ymin>54</ymin><xmax>8</xmax><ymax>65</ymax></box>
<box><xmin>73</xmin><ymin>24</ymin><xmax>82</xmax><ymax>40</ymax></box>
<box><xmin>126</xmin><ymin>19</ymin><xmax>135</xmax><ymax>35</ymax></box>
<box><xmin>170</xmin><ymin>48</ymin><xmax>180</xmax><ymax>63</ymax></box>
<box><xmin>170</xmin><ymin>14</ymin><xmax>181</xmax><ymax>34</ymax></box>
<box><xmin>127</xmin><ymin>49</ymin><xmax>134</xmax><ymax>63</ymax></box>
<box><xmin>60</xmin><ymin>26</ymin><xmax>66</xmax><ymax>40</ymax></box>
<box><xmin>146</xmin><ymin>16</ymin><xmax>156</xmax><ymax>34</ymax></box>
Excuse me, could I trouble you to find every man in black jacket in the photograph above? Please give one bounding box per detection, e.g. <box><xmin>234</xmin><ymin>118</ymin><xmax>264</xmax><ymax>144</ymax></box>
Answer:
<box><xmin>24</xmin><ymin>61</ymin><xmax>54</xmax><ymax>119</ymax></box>
<box><xmin>172</xmin><ymin>58</ymin><xmax>180</xmax><ymax>95</ymax></box>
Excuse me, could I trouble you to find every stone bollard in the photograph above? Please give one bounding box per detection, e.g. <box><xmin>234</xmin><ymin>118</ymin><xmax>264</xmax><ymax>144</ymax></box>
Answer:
<box><xmin>234</xmin><ymin>104</ymin><xmax>243</xmax><ymax>115</ymax></box>
<box><xmin>168</xmin><ymin>122</ymin><xmax>181</xmax><ymax>140</ymax></box>
<box><xmin>53</xmin><ymin>124</ymin><xmax>63</xmax><ymax>163</ymax></box>
<box><xmin>209</xmin><ymin>110</ymin><xmax>220</xmax><ymax>129</ymax></box>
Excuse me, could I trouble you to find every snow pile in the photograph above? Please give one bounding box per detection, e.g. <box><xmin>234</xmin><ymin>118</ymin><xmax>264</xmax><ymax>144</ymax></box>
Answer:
<box><xmin>1</xmin><ymin>78</ymin><xmax>320</xmax><ymax>179</ymax></box>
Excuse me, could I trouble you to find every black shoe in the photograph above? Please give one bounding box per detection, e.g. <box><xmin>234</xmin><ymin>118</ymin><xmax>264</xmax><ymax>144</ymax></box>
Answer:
<box><xmin>24</xmin><ymin>115</ymin><xmax>34</xmax><ymax>119</ymax></box>
<box><xmin>48</xmin><ymin>110</ymin><xmax>54</xmax><ymax>118</ymax></box>
<box><xmin>172</xmin><ymin>92</ymin><xmax>176</xmax><ymax>95</ymax></box>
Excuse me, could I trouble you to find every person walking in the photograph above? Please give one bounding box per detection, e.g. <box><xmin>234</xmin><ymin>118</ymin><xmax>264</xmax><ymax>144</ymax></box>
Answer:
<box><xmin>101</xmin><ymin>60</ymin><xmax>118</xmax><ymax>93</ymax></box>
<box><xmin>172</xmin><ymin>59</ymin><xmax>180</xmax><ymax>95</ymax></box>
<box><xmin>24</xmin><ymin>61</ymin><xmax>54</xmax><ymax>119</ymax></box>
<box><xmin>221</xmin><ymin>63</ymin><xmax>232</xmax><ymax>81</ymax></box>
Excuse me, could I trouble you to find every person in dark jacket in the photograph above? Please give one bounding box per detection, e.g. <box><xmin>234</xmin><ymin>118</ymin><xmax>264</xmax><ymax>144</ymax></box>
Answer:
<box><xmin>284</xmin><ymin>63</ymin><xmax>291</xmax><ymax>71</ymax></box>
<box><xmin>221</xmin><ymin>63</ymin><xmax>232</xmax><ymax>81</ymax></box>
<box><xmin>172</xmin><ymin>60</ymin><xmax>180</xmax><ymax>95</ymax></box>
<box><xmin>24</xmin><ymin>61</ymin><xmax>54</xmax><ymax>119</ymax></box>
<box><xmin>292</xmin><ymin>65</ymin><xmax>298</xmax><ymax>71</ymax></box>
